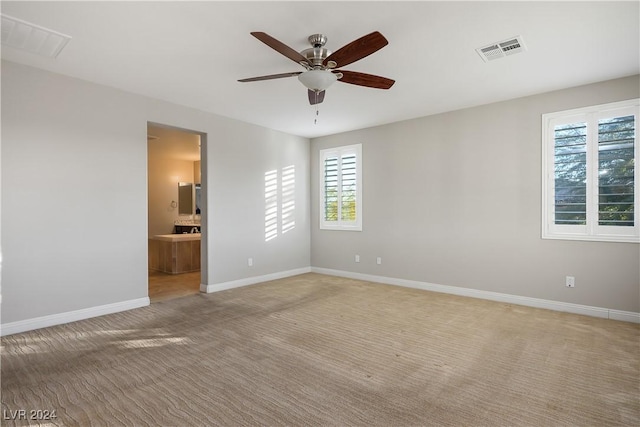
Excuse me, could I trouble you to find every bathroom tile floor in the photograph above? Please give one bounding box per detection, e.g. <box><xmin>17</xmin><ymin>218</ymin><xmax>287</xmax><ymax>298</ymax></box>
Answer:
<box><xmin>148</xmin><ymin>270</ymin><xmax>201</xmax><ymax>303</ymax></box>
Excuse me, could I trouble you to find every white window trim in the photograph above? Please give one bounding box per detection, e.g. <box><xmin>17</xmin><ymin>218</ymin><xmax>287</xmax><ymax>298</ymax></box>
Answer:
<box><xmin>319</xmin><ymin>143</ymin><xmax>362</xmax><ymax>231</ymax></box>
<box><xmin>542</xmin><ymin>98</ymin><xmax>639</xmax><ymax>243</ymax></box>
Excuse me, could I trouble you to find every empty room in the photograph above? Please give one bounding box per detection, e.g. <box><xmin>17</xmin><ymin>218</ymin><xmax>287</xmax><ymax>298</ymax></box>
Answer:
<box><xmin>1</xmin><ymin>1</ymin><xmax>638</xmax><ymax>426</ymax></box>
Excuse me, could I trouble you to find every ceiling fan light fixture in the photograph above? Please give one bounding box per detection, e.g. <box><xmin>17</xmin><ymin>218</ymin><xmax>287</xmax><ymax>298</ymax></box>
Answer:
<box><xmin>298</xmin><ymin>69</ymin><xmax>337</xmax><ymax>92</ymax></box>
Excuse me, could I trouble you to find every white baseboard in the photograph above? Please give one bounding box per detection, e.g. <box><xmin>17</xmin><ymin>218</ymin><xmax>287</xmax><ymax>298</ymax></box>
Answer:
<box><xmin>1</xmin><ymin>297</ymin><xmax>150</xmax><ymax>336</ymax></box>
<box><xmin>201</xmin><ymin>267</ymin><xmax>312</xmax><ymax>293</ymax></box>
<box><xmin>609</xmin><ymin>309</ymin><xmax>640</xmax><ymax>323</ymax></box>
<box><xmin>4</xmin><ymin>268</ymin><xmax>636</xmax><ymax>337</ymax></box>
<box><xmin>311</xmin><ymin>267</ymin><xmax>640</xmax><ymax>324</ymax></box>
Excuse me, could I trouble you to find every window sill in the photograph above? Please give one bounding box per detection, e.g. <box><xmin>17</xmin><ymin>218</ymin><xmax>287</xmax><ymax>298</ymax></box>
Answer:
<box><xmin>320</xmin><ymin>225</ymin><xmax>362</xmax><ymax>232</ymax></box>
<box><xmin>542</xmin><ymin>233</ymin><xmax>639</xmax><ymax>243</ymax></box>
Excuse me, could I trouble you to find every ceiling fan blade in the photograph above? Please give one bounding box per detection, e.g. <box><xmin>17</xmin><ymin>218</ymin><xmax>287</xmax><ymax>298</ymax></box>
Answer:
<box><xmin>308</xmin><ymin>90</ymin><xmax>325</xmax><ymax>105</ymax></box>
<box><xmin>251</xmin><ymin>32</ymin><xmax>309</xmax><ymax>65</ymax></box>
<box><xmin>324</xmin><ymin>31</ymin><xmax>388</xmax><ymax>68</ymax></box>
<box><xmin>336</xmin><ymin>70</ymin><xmax>395</xmax><ymax>89</ymax></box>
<box><xmin>238</xmin><ymin>72</ymin><xmax>302</xmax><ymax>82</ymax></box>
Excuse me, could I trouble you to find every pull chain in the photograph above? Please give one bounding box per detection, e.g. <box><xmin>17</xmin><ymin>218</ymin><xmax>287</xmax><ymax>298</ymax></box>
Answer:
<box><xmin>314</xmin><ymin>91</ymin><xmax>319</xmax><ymax>125</ymax></box>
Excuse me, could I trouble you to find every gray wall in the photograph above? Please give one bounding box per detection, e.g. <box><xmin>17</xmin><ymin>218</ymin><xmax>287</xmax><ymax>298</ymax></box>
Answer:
<box><xmin>1</xmin><ymin>60</ymin><xmax>310</xmax><ymax>324</ymax></box>
<box><xmin>2</xmin><ymin>58</ymin><xmax>637</xmax><ymax>328</ymax></box>
<box><xmin>311</xmin><ymin>75</ymin><xmax>640</xmax><ymax>313</ymax></box>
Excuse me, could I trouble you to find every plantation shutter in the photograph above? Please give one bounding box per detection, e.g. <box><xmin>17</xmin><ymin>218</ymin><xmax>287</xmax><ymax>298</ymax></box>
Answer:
<box><xmin>554</xmin><ymin>122</ymin><xmax>588</xmax><ymax>225</ymax></box>
<box><xmin>323</xmin><ymin>156</ymin><xmax>339</xmax><ymax>222</ymax></box>
<box><xmin>340</xmin><ymin>154</ymin><xmax>357</xmax><ymax>221</ymax></box>
<box><xmin>543</xmin><ymin>99</ymin><xmax>638</xmax><ymax>242</ymax></box>
<box><xmin>597</xmin><ymin>115</ymin><xmax>635</xmax><ymax>226</ymax></box>
<box><xmin>320</xmin><ymin>144</ymin><xmax>362</xmax><ymax>230</ymax></box>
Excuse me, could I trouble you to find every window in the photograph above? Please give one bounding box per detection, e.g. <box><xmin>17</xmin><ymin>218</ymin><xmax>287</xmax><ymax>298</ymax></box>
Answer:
<box><xmin>542</xmin><ymin>99</ymin><xmax>639</xmax><ymax>243</ymax></box>
<box><xmin>320</xmin><ymin>144</ymin><xmax>362</xmax><ymax>231</ymax></box>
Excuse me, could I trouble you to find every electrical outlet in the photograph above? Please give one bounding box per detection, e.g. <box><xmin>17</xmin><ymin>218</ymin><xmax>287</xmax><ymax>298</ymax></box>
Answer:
<box><xmin>566</xmin><ymin>276</ymin><xmax>575</xmax><ymax>288</ymax></box>
<box><xmin>376</xmin><ymin>257</ymin><xmax>382</xmax><ymax>265</ymax></box>
<box><xmin>355</xmin><ymin>255</ymin><xmax>360</xmax><ymax>263</ymax></box>
<box><xmin>248</xmin><ymin>257</ymin><xmax>253</xmax><ymax>267</ymax></box>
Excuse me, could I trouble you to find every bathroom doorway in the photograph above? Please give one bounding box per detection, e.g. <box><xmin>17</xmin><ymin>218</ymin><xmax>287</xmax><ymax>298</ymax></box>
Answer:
<box><xmin>147</xmin><ymin>123</ymin><xmax>206</xmax><ymax>302</ymax></box>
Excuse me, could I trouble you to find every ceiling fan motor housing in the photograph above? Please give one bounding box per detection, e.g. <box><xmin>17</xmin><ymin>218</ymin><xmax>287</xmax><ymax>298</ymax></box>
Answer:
<box><xmin>301</xmin><ymin>47</ymin><xmax>331</xmax><ymax>67</ymax></box>
<box><xmin>301</xmin><ymin>34</ymin><xmax>331</xmax><ymax>68</ymax></box>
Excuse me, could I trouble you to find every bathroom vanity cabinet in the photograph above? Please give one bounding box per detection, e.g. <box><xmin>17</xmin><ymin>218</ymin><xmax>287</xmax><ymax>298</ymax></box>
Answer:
<box><xmin>148</xmin><ymin>234</ymin><xmax>201</xmax><ymax>274</ymax></box>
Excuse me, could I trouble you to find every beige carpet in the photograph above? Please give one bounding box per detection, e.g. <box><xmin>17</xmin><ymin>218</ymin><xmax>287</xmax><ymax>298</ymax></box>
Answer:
<box><xmin>2</xmin><ymin>273</ymin><xmax>639</xmax><ymax>426</ymax></box>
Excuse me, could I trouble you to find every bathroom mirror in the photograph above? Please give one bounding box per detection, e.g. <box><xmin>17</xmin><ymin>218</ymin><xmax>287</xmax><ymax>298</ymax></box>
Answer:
<box><xmin>178</xmin><ymin>182</ymin><xmax>193</xmax><ymax>215</ymax></box>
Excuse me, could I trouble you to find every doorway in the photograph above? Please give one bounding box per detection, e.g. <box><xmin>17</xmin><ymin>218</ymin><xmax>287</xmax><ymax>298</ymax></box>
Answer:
<box><xmin>147</xmin><ymin>123</ymin><xmax>206</xmax><ymax>302</ymax></box>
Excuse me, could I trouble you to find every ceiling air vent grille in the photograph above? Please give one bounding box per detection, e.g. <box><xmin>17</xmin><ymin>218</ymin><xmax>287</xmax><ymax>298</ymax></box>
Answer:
<box><xmin>476</xmin><ymin>36</ymin><xmax>526</xmax><ymax>62</ymax></box>
<box><xmin>1</xmin><ymin>14</ymin><xmax>71</xmax><ymax>58</ymax></box>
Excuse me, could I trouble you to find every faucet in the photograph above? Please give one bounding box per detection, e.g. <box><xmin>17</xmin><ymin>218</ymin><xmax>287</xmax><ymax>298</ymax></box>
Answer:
<box><xmin>190</xmin><ymin>227</ymin><xmax>199</xmax><ymax>234</ymax></box>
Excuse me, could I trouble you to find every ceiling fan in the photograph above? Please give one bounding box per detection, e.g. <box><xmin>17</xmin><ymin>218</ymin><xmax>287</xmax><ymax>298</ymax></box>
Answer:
<box><xmin>238</xmin><ymin>31</ymin><xmax>395</xmax><ymax>105</ymax></box>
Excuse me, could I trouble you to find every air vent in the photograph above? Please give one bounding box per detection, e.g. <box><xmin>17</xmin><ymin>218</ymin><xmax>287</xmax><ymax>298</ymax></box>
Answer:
<box><xmin>1</xmin><ymin>14</ymin><xmax>71</xmax><ymax>58</ymax></box>
<box><xmin>476</xmin><ymin>36</ymin><xmax>526</xmax><ymax>62</ymax></box>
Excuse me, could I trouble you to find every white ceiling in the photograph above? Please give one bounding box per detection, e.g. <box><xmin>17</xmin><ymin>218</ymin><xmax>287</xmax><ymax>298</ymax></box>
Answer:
<box><xmin>2</xmin><ymin>1</ymin><xmax>639</xmax><ymax>139</ymax></box>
